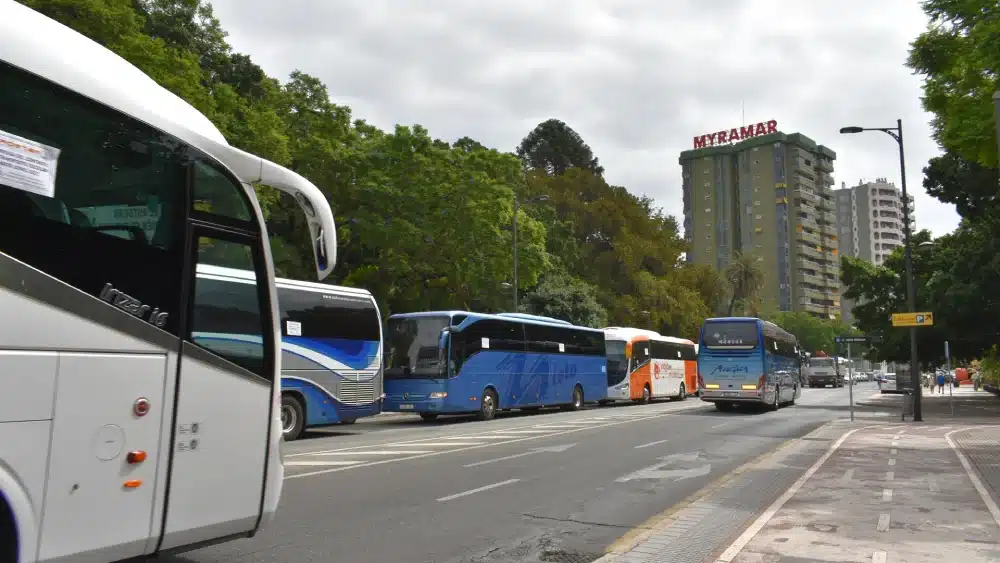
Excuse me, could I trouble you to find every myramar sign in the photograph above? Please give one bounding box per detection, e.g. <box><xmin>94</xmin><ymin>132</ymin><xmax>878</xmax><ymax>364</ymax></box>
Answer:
<box><xmin>693</xmin><ymin>120</ymin><xmax>778</xmax><ymax>149</ymax></box>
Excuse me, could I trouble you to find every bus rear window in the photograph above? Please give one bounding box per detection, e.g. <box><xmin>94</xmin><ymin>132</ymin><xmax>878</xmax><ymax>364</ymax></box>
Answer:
<box><xmin>702</xmin><ymin>322</ymin><xmax>759</xmax><ymax>349</ymax></box>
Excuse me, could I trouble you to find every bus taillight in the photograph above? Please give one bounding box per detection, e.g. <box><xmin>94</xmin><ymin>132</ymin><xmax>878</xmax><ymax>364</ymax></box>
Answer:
<box><xmin>758</xmin><ymin>375</ymin><xmax>766</xmax><ymax>389</ymax></box>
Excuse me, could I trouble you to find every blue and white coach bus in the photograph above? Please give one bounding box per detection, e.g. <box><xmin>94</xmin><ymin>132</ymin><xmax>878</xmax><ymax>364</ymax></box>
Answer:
<box><xmin>193</xmin><ymin>265</ymin><xmax>383</xmax><ymax>441</ymax></box>
<box><xmin>382</xmin><ymin>311</ymin><xmax>607</xmax><ymax>421</ymax></box>
<box><xmin>697</xmin><ymin>317</ymin><xmax>802</xmax><ymax>411</ymax></box>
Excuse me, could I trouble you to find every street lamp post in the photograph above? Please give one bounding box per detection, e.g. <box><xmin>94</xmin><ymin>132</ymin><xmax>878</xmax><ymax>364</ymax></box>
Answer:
<box><xmin>840</xmin><ymin>119</ymin><xmax>922</xmax><ymax>421</ymax></box>
<box><xmin>512</xmin><ymin>193</ymin><xmax>549</xmax><ymax>312</ymax></box>
<box><xmin>994</xmin><ymin>91</ymin><xmax>1000</xmax><ymax>162</ymax></box>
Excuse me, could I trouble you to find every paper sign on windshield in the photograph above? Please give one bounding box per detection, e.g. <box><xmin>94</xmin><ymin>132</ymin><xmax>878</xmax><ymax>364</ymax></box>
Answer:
<box><xmin>0</xmin><ymin>129</ymin><xmax>60</xmax><ymax>198</ymax></box>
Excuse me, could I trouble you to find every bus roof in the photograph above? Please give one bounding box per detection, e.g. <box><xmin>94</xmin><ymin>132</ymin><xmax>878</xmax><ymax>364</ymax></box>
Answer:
<box><xmin>701</xmin><ymin>316</ymin><xmax>796</xmax><ymax>343</ymax></box>
<box><xmin>602</xmin><ymin>326</ymin><xmax>694</xmax><ymax>346</ymax></box>
<box><xmin>389</xmin><ymin>311</ymin><xmax>603</xmax><ymax>333</ymax></box>
<box><xmin>196</xmin><ymin>264</ymin><xmax>374</xmax><ymax>299</ymax></box>
<box><xmin>2</xmin><ymin>1</ymin><xmax>338</xmax><ymax>279</ymax></box>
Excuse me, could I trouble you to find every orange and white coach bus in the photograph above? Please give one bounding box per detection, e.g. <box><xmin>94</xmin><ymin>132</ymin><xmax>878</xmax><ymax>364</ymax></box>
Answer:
<box><xmin>602</xmin><ymin>327</ymin><xmax>698</xmax><ymax>403</ymax></box>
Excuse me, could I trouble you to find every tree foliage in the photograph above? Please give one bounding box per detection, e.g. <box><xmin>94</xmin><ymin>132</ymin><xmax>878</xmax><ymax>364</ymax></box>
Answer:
<box><xmin>724</xmin><ymin>252</ymin><xmax>765</xmax><ymax>316</ymax></box>
<box><xmin>517</xmin><ymin>119</ymin><xmax>604</xmax><ymax>177</ymax></box>
<box><xmin>765</xmin><ymin>311</ymin><xmax>858</xmax><ymax>357</ymax></box>
<box><xmin>907</xmin><ymin>0</ymin><xmax>1000</xmax><ymax>168</ymax></box>
<box><xmin>27</xmin><ymin>0</ymin><xmax>725</xmax><ymax>334</ymax></box>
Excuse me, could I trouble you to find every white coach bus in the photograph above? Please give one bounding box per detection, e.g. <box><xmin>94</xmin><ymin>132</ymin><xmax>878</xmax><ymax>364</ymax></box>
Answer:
<box><xmin>0</xmin><ymin>2</ymin><xmax>338</xmax><ymax>562</ymax></box>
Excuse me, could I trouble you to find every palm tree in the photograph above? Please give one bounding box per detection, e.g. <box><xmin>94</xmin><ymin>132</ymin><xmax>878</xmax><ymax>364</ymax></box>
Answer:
<box><xmin>725</xmin><ymin>252</ymin><xmax>765</xmax><ymax>316</ymax></box>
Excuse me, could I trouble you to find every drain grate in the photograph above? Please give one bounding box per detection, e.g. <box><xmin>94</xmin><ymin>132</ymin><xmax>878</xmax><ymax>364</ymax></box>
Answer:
<box><xmin>538</xmin><ymin>550</ymin><xmax>604</xmax><ymax>563</ymax></box>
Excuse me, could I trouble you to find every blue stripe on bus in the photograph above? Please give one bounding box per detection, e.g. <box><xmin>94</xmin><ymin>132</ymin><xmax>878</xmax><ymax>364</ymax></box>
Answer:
<box><xmin>282</xmin><ymin>336</ymin><xmax>380</xmax><ymax>370</ymax></box>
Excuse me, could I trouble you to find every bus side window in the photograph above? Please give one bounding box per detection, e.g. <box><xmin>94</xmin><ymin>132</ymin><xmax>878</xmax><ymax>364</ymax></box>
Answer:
<box><xmin>191</xmin><ymin>160</ymin><xmax>253</xmax><ymax>222</ymax></box>
<box><xmin>188</xmin><ymin>236</ymin><xmax>269</xmax><ymax>378</ymax></box>
<box><xmin>0</xmin><ymin>60</ymin><xmax>185</xmax><ymax>336</ymax></box>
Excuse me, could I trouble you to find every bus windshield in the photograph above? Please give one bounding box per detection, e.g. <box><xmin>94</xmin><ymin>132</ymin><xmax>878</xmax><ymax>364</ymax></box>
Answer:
<box><xmin>606</xmin><ymin>339</ymin><xmax>628</xmax><ymax>386</ymax></box>
<box><xmin>702</xmin><ymin>322</ymin><xmax>759</xmax><ymax>349</ymax></box>
<box><xmin>385</xmin><ymin>316</ymin><xmax>450</xmax><ymax>379</ymax></box>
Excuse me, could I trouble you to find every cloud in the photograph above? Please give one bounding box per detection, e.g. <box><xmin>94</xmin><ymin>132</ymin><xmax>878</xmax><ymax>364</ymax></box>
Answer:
<box><xmin>209</xmin><ymin>0</ymin><xmax>959</xmax><ymax>237</ymax></box>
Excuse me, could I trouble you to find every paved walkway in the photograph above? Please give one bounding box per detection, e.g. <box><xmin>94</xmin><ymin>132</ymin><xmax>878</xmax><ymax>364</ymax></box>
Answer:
<box><xmin>718</xmin><ymin>423</ymin><xmax>1000</xmax><ymax>563</ymax></box>
<box><xmin>601</xmin><ymin>422</ymin><xmax>1000</xmax><ymax>563</ymax></box>
<box><xmin>858</xmin><ymin>385</ymin><xmax>1000</xmax><ymax>420</ymax></box>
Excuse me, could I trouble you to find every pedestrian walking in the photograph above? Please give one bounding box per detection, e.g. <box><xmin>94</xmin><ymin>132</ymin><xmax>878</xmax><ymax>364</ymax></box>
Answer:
<box><xmin>937</xmin><ymin>372</ymin><xmax>945</xmax><ymax>394</ymax></box>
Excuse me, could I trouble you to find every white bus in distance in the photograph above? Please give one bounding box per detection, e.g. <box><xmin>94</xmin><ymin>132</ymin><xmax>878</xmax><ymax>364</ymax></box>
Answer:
<box><xmin>0</xmin><ymin>2</ymin><xmax>337</xmax><ymax>563</ymax></box>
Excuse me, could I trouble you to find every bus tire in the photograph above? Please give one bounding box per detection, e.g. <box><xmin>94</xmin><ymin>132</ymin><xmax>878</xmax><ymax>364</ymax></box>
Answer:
<box><xmin>642</xmin><ymin>384</ymin><xmax>651</xmax><ymax>404</ymax></box>
<box><xmin>0</xmin><ymin>494</ymin><xmax>17</xmax><ymax>563</ymax></box>
<box><xmin>570</xmin><ymin>385</ymin><xmax>584</xmax><ymax>410</ymax></box>
<box><xmin>281</xmin><ymin>394</ymin><xmax>305</xmax><ymax>442</ymax></box>
<box><xmin>676</xmin><ymin>383</ymin><xmax>687</xmax><ymax>401</ymax></box>
<box><xmin>770</xmin><ymin>387</ymin><xmax>781</xmax><ymax>411</ymax></box>
<box><xmin>478</xmin><ymin>389</ymin><xmax>498</xmax><ymax>421</ymax></box>
<box><xmin>419</xmin><ymin>413</ymin><xmax>439</xmax><ymax>421</ymax></box>
<box><xmin>339</xmin><ymin>419</ymin><xmax>356</xmax><ymax>425</ymax></box>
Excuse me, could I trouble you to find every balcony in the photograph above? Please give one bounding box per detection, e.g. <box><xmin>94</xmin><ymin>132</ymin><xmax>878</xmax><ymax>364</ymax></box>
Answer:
<box><xmin>794</xmin><ymin>186</ymin><xmax>820</xmax><ymax>205</ymax></box>
<box><xmin>797</xmin><ymin>245</ymin><xmax>824</xmax><ymax>261</ymax></box>
<box><xmin>796</xmin><ymin>229</ymin><xmax>821</xmax><ymax>246</ymax></box>
<box><xmin>818</xmin><ymin>223</ymin><xmax>837</xmax><ymax>236</ymax></box>
<box><xmin>795</xmin><ymin>271</ymin><xmax>826</xmax><ymax>287</ymax></box>
<box><xmin>816</xmin><ymin>158</ymin><xmax>834</xmax><ymax>173</ymax></box>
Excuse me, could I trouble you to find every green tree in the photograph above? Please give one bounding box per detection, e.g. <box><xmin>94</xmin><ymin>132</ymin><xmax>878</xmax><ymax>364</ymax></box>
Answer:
<box><xmin>922</xmin><ymin>151</ymin><xmax>999</xmax><ymax>220</ymax></box>
<box><xmin>766</xmin><ymin>311</ymin><xmax>857</xmax><ymax>356</ymax></box>
<box><xmin>907</xmin><ymin>0</ymin><xmax>1000</xmax><ymax>168</ymax></box>
<box><xmin>517</xmin><ymin>119</ymin><xmax>604</xmax><ymax>177</ymax></box>
<box><xmin>724</xmin><ymin>252</ymin><xmax>764</xmax><ymax>316</ymax></box>
<box><xmin>522</xmin><ymin>270</ymin><xmax>608</xmax><ymax>327</ymax></box>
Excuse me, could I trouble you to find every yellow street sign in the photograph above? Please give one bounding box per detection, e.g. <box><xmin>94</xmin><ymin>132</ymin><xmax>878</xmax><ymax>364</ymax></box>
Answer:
<box><xmin>892</xmin><ymin>312</ymin><xmax>934</xmax><ymax>327</ymax></box>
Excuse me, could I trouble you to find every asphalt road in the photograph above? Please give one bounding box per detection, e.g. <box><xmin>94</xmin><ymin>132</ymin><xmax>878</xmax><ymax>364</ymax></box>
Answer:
<box><xmin>170</xmin><ymin>383</ymin><xmax>881</xmax><ymax>563</ymax></box>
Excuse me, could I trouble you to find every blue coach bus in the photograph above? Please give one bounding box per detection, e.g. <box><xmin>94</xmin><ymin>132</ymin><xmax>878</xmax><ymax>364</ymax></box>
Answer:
<box><xmin>697</xmin><ymin>317</ymin><xmax>803</xmax><ymax>412</ymax></box>
<box><xmin>382</xmin><ymin>311</ymin><xmax>607</xmax><ymax>421</ymax></box>
<box><xmin>193</xmin><ymin>265</ymin><xmax>383</xmax><ymax>441</ymax></box>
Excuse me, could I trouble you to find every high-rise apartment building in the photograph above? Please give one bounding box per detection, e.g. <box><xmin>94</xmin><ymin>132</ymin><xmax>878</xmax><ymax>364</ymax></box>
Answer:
<box><xmin>681</xmin><ymin>123</ymin><xmax>840</xmax><ymax>318</ymax></box>
<box><xmin>834</xmin><ymin>178</ymin><xmax>915</xmax><ymax>323</ymax></box>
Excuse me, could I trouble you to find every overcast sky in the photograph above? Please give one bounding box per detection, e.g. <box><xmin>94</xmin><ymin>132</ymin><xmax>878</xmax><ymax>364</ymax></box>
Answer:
<box><xmin>209</xmin><ymin>0</ymin><xmax>960</xmax><ymax>237</ymax></box>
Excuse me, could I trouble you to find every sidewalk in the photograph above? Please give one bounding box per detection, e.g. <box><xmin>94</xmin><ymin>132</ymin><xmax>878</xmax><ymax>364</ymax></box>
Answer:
<box><xmin>858</xmin><ymin>385</ymin><xmax>1000</xmax><ymax>420</ymax></box>
<box><xmin>716</xmin><ymin>423</ymin><xmax>1000</xmax><ymax>562</ymax></box>
<box><xmin>600</xmin><ymin>421</ymin><xmax>1000</xmax><ymax>563</ymax></box>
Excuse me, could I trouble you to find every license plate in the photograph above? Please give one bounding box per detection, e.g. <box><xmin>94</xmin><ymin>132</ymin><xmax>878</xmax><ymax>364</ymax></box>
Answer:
<box><xmin>722</xmin><ymin>391</ymin><xmax>739</xmax><ymax>397</ymax></box>
<box><xmin>398</xmin><ymin>403</ymin><xmax>414</xmax><ymax>410</ymax></box>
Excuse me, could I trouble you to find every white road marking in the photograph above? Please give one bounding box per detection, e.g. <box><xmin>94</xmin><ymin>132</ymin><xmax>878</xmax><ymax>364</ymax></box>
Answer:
<box><xmin>315</xmin><ymin>450</ymin><xmax>434</xmax><ymax>456</ymax></box>
<box><xmin>882</xmin><ymin>489</ymin><xmax>893</xmax><ymax>501</ymax></box>
<box><xmin>873</xmin><ymin>549</ymin><xmax>888</xmax><ymax>563</ymax></box>
<box><xmin>929</xmin><ymin>478</ymin><xmax>940</xmax><ymax>493</ymax></box>
<box><xmin>436</xmin><ymin>479</ymin><xmax>520</xmax><ymax>502</ymax></box>
<box><xmin>285</xmin><ymin>460</ymin><xmax>361</xmax><ymax>467</ymax></box>
<box><xmin>463</xmin><ymin>444</ymin><xmax>576</xmax><ymax>468</ymax></box>
<box><xmin>616</xmin><ymin>452</ymin><xmax>710</xmax><ymax>483</ymax></box>
<box><xmin>838</xmin><ymin>468</ymin><xmax>854</xmax><ymax>486</ymax></box>
<box><xmin>886</xmin><ymin>471</ymin><xmax>894</xmax><ymax>481</ymax></box>
<box><xmin>389</xmin><ymin>441</ymin><xmax>481</xmax><ymax>447</ymax></box>
<box><xmin>877</xmin><ymin>513</ymin><xmax>891</xmax><ymax>532</ymax></box>
<box><xmin>286</xmin><ymin>403</ymin><xmax>707</xmax><ymax>479</ymax></box>
<box><xmin>888</xmin><ymin>459</ymin><xmax>896</xmax><ymax>466</ymax></box>
<box><xmin>891</xmin><ymin>441</ymin><xmax>899</xmax><ymax>447</ymax></box>
<box><xmin>497</xmin><ymin>430</ymin><xmax>555</xmax><ymax>435</ymax></box>
<box><xmin>531</xmin><ymin>425</ymin><xmax>580</xmax><ymax>429</ymax></box>
<box><xmin>711</xmin><ymin>423</ymin><xmax>727</xmax><ymax>429</ymax></box>
<box><xmin>460</xmin><ymin>435</ymin><xmax>521</xmax><ymax>440</ymax></box>
<box><xmin>890</xmin><ymin>448</ymin><xmax>898</xmax><ymax>455</ymax></box>
<box><xmin>715</xmin><ymin>426</ymin><xmax>863</xmax><ymax>562</ymax></box>
<box><xmin>946</xmin><ymin>427</ymin><xmax>1000</xmax><ymax>530</ymax></box>
<box><xmin>634</xmin><ymin>439</ymin><xmax>670</xmax><ymax>449</ymax></box>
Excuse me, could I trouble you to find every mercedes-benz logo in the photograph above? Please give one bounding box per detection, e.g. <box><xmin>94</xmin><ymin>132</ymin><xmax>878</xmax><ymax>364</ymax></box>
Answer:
<box><xmin>404</xmin><ymin>393</ymin><xmax>409</xmax><ymax>399</ymax></box>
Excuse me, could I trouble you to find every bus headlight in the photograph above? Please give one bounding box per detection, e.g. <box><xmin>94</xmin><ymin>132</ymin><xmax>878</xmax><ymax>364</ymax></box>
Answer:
<box><xmin>429</xmin><ymin>392</ymin><xmax>447</xmax><ymax>399</ymax></box>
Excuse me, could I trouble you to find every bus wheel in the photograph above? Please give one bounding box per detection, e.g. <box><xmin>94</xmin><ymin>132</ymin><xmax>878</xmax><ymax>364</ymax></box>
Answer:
<box><xmin>770</xmin><ymin>387</ymin><xmax>781</xmax><ymax>411</ymax></box>
<box><xmin>642</xmin><ymin>385</ymin><xmax>651</xmax><ymax>404</ymax></box>
<box><xmin>281</xmin><ymin>394</ymin><xmax>305</xmax><ymax>442</ymax></box>
<box><xmin>339</xmin><ymin>419</ymin><xmax>357</xmax><ymax>425</ymax></box>
<box><xmin>676</xmin><ymin>383</ymin><xmax>687</xmax><ymax>401</ymax></box>
<box><xmin>478</xmin><ymin>389</ymin><xmax>498</xmax><ymax>421</ymax></box>
<box><xmin>0</xmin><ymin>495</ymin><xmax>16</xmax><ymax>563</ymax></box>
<box><xmin>419</xmin><ymin>413</ymin><xmax>439</xmax><ymax>421</ymax></box>
<box><xmin>569</xmin><ymin>385</ymin><xmax>584</xmax><ymax>411</ymax></box>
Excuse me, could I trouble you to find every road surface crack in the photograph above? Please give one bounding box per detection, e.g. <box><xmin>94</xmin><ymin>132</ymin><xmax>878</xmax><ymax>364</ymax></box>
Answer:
<box><xmin>521</xmin><ymin>513</ymin><xmax>637</xmax><ymax>530</ymax></box>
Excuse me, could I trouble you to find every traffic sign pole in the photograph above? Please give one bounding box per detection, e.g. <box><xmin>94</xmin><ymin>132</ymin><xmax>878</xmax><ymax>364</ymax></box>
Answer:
<box><xmin>848</xmin><ymin>342</ymin><xmax>854</xmax><ymax>422</ymax></box>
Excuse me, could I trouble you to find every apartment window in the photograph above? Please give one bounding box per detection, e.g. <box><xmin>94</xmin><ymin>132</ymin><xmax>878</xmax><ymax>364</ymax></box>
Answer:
<box><xmin>754</xmin><ymin>187</ymin><xmax>760</xmax><ymax>193</ymax></box>
<box><xmin>755</xmin><ymin>214</ymin><xmax>762</xmax><ymax>220</ymax></box>
<box><xmin>754</xmin><ymin>200</ymin><xmax>761</xmax><ymax>206</ymax></box>
<box><xmin>705</xmin><ymin>208</ymin><xmax>712</xmax><ymax>213</ymax></box>
<box><xmin>704</xmin><ymin>194</ymin><xmax>710</xmax><ymax>200</ymax></box>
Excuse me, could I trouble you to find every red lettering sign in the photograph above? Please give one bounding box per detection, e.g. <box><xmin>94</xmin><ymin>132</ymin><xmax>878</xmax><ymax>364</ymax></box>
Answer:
<box><xmin>692</xmin><ymin>120</ymin><xmax>778</xmax><ymax>149</ymax></box>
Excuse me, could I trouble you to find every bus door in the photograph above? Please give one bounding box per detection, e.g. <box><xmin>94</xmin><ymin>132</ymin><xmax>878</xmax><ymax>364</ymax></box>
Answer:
<box><xmin>158</xmin><ymin>163</ymin><xmax>277</xmax><ymax>550</ymax></box>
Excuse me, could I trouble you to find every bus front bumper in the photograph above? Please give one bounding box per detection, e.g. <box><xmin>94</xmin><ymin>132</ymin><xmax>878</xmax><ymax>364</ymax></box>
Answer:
<box><xmin>700</xmin><ymin>389</ymin><xmax>763</xmax><ymax>402</ymax></box>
